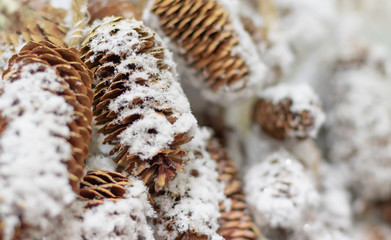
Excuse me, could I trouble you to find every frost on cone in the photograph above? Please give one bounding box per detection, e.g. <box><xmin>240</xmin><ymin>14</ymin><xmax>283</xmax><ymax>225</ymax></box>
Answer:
<box><xmin>87</xmin><ymin>0</ymin><xmax>141</xmax><ymax>23</ymax></box>
<box><xmin>147</xmin><ymin>0</ymin><xmax>266</xmax><ymax>104</ymax></box>
<box><xmin>80</xmin><ymin>17</ymin><xmax>197</xmax><ymax>192</ymax></box>
<box><xmin>78</xmin><ymin>170</ymin><xmax>155</xmax><ymax>240</ymax></box>
<box><xmin>253</xmin><ymin>84</ymin><xmax>325</xmax><ymax>141</ymax></box>
<box><xmin>207</xmin><ymin>139</ymin><xmax>260</xmax><ymax>240</ymax></box>
<box><xmin>0</xmin><ymin>41</ymin><xmax>93</xmax><ymax>239</ymax></box>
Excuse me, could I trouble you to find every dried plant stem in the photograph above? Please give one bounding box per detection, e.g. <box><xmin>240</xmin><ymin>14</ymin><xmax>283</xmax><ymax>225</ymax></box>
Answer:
<box><xmin>257</xmin><ymin>0</ymin><xmax>278</xmax><ymax>37</ymax></box>
<box><xmin>69</xmin><ymin>0</ymin><xmax>88</xmax><ymax>48</ymax></box>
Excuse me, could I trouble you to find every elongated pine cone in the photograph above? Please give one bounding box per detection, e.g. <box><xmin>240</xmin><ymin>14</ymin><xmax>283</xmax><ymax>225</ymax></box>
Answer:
<box><xmin>78</xmin><ymin>170</ymin><xmax>155</xmax><ymax>239</ymax></box>
<box><xmin>148</xmin><ymin>0</ymin><xmax>266</xmax><ymax>103</ymax></box>
<box><xmin>207</xmin><ymin>139</ymin><xmax>260</xmax><ymax>240</ymax></box>
<box><xmin>0</xmin><ymin>41</ymin><xmax>93</xmax><ymax>239</ymax></box>
<box><xmin>3</xmin><ymin>41</ymin><xmax>93</xmax><ymax>191</ymax></box>
<box><xmin>81</xmin><ymin>17</ymin><xmax>197</xmax><ymax>192</ymax></box>
<box><xmin>79</xmin><ymin>170</ymin><xmax>133</xmax><ymax>208</ymax></box>
<box><xmin>253</xmin><ymin>84</ymin><xmax>324</xmax><ymax>141</ymax></box>
<box><xmin>88</xmin><ymin>0</ymin><xmax>141</xmax><ymax>23</ymax></box>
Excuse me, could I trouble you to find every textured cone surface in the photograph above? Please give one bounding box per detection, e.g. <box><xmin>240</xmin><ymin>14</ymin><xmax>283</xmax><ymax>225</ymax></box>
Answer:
<box><xmin>79</xmin><ymin>170</ymin><xmax>133</xmax><ymax>208</ymax></box>
<box><xmin>3</xmin><ymin>41</ymin><xmax>94</xmax><ymax>192</ymax></box>
<box><xmin>253</xmin><ymin>98</ymin><xmax>315</xmax><ymax>141</ymax></box>
<box><xmin>151</xmin><ymin>0</ymin><xmax>249</xmax><ymax>92</ymax></box>
<box><xmin>80</xmin><ymin>17</ymin><xmax>194</xmax><ymax>192</ymax></box>
<box><xmin>207</xmin><ymin>139</ymin><xmax>260</xmax><ymax>240</ymax></box>
<box><xmin>88</xmin><ymin>0</ymin><xmax>141</xmax><ymax>23</ymax></box>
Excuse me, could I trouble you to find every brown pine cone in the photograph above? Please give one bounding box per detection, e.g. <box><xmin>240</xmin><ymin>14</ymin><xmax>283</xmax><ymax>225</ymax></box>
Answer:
<box><xmin>149</xmin><ymin>0</ymin><xmax>265</xmax><ymax>102</ymax></box>
<box><xmin>207</xmin><ymin>139</ymin><xmax>261</xmax><ymax>240</ymax></box>
<box><xmin>80</xmin><ymin>17</ymin><xmax>197</xmax><ymax>192</ymax></box>
<box><xmin>88</xmin><ymin>0</ymin><xmax>141</xmax><ymax>23</ymax></box>
<box><xmin>3</xmin><ymin>41</ymin><xmax>93</xmax><ymax>191</ymax></box>
<box><xmin>253</xmin><ymin>84</ymin><xmax>324</xmax><ymax>141</ymax></box>
<box><xmin>79</xmin><ymin>170</ymin><xmax>133</xmax><ymax>208</ymax></box>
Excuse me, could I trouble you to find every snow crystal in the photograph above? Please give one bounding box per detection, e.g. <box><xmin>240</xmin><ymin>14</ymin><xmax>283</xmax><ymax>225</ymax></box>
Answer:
<box><xmin>244</xmin><ymin>150</ymin><xmax>320</xmax><ymax>230</ymax></box>
<box><xmin>259</xmin><ymin>83</ymin><xmax>325</xmax><ymax>138</ymax></box>
<box><xmin>87</xmin><ymin>17</ymin><xmax>197</xmax><ymax>160</ymax></box>
<box><xmin>154</xmin><ymin>128</ymin><xmax>225</xmax><ymax>240</ymax></box>
<box><xmin>0</xmin><ymin>62</ymin><xmax>76</xmax><ymax>239</ymax></box>
<box><xmin>81</xmin><ymin>178</ymin><xmax>156</xmax><ymax>240</ymax></box>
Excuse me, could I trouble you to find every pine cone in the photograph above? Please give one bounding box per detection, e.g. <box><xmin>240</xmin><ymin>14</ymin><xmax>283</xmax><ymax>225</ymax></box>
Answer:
<box><xmin>79</xmin><ymin>170</ymin><xmax>133</xmax><ymax>208</ymax></box>
<box><xmin>253</xmin><ymin>84</ymin><xmax>324</xmax><ymax>141</ymax></box>
<box><xmin>15</xmin><ymin>4</ymin><xmax>68</xmax><ymax>47</ymax></box>
<box><xmin>207</xmin><ymin>139</ymin><xmax>260</xmax><ymax>240</ymax></box>
<box><xmin>78</xmin><ymin>170</ymin><xmax>155</xmax><ymax>240</ymax></box>
<box><xmin>3</xmin><ymin>41</ymin><xmax>93</xmax><ymax>191</ymax></box>
<box><xmin>80</xmin><ymin>17</ymin><xmax>197</xmax><ymax>192</ymax></box>
<box><xmin>88</xmin><ymin>0</ymin><xmax>141</xmax><ymax>23</ymax></box>
<box><xmin>149</xmin><ymin>0</ymin><xmax>264</xmax><ymax>100</ymax></box>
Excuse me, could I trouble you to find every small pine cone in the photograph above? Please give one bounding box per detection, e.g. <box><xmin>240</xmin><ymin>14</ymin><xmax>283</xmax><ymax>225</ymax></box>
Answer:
<box><xmin>87</xmin><ymin>0</ymin><xmax>141</xmax><ymax>23</ymax></box>
<box><xmin>79</xmin><ymin>170</ymin><xmax>133</xmax><ymax>208</ymax></box>
<box><xmin>148</xmin><ymin>0</ymin><xmax>266</xmax><ymax>104</ymax></box>
<box><xmin>78</xmin><ymin>170</ymin><xmax>155</xmax><ymax>240</ymax></box>
<box><xmin>80</xmin><ymin>17</ymin><xmax>197</xmax><ymax>192</ymax></box>
<box><xmin>3</xmin><ymin>41</ymin><xmax>93</xmax><ymax>191</ymax></box>
<box><xmin>253</xmin><ymin>84</ymin><xmax>325</xmax><ymax>141</ymax></box>
<box><xmin>207</xmin><ymin>139</ymin><xmax>260</xmax><ymax>240</ymax></box>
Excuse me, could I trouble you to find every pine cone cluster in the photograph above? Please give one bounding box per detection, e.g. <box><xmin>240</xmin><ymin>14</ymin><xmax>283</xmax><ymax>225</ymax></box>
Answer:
<box><xmin>3</xmin><ymin>41</ymin><xmax>93</xmax><ymax>191</ymax></box>
<box><xmin>208</xmin><ymin>139</ymin><xmax>260</xmax><ymax>240</ymax></box>
<box><xmin>150</xmin><ymin>0</ymin><xmax>250</xmax><ymax>92</ymax></box>
<box><xmin>81</xmin><ymin>17</ymin><xmax>196</xmax><ymax>192</ymax></box>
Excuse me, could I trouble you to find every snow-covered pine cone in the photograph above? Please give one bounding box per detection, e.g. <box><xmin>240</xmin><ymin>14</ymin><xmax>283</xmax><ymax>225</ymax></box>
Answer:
<box><xmin>3</xmin><ymin>41</ymin><xmax>93</xmax><ymax>191</ymax></box>
<box><xmin>253</xmin><ymin>84</ymin><xmax>325</xmax><ymax>141</ymax></box>
<box><xmin>79</xmin><ymin>170</ymin><xmax>133</xmax><ymax>208</ymax></box>
<box><xmin>244</xmin><ymin>151</ymin><xmax>319</xmax><ymax>236</ymax></box>
<box><xmin>153</xmin><ymin>128</ymin><xmax>225</xmax><ymax>240</ymax></box>
<box><xmin>327</xmin><ymin>41</ymin><xmax>391</xmax><ymax>200</ymax></box>
<box><xmin>78</xmin><ymin>170</ymin><xmax>155</xmax><ymax>240</ymax></box>
<box><xmin>87</xmin><ymin>0</ymin><xmax>141</xmax><ymax>23</ymax></box>
<box><xmin>146</xmin><ymin>0</ymin><xmax>266</xmax><ymax>104</ymax></box>
<box><xmin>0</xmin><ymin>41</ymin><xmax>93</xmax><ymax>239</ymax></box>
<box><xmin>80</xmin><ymin>17</ymin><xmax>197</xmax><ymax>192</ymax></box>
<box><xmin>207</xmin><ymin>139</ymin><xmax>260</xmax><ymax>240</ymax></box>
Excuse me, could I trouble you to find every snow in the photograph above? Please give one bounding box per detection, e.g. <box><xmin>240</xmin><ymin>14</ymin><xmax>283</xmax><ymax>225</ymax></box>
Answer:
<box><xmin>153</xmin><ymin>128</ymin><xmax>225</xmax><ymax>240</ymax></box>
<box><xmin>86</xmin><ymin>17</ymin><xmax>197</xmax><ymax>160</ymax></box>
<box><xmin>0</xmin><ymin>62</ymin><xmax>76</xmax><ymax>239</ymax></box>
